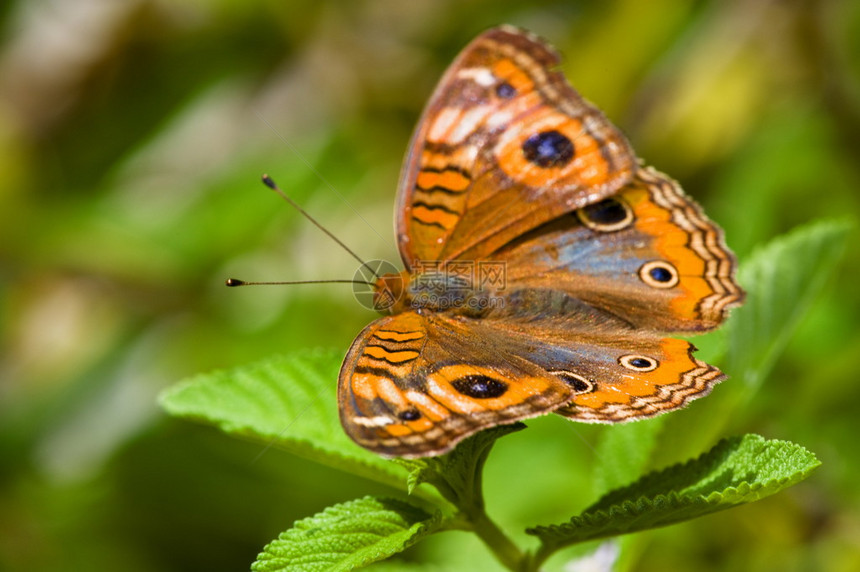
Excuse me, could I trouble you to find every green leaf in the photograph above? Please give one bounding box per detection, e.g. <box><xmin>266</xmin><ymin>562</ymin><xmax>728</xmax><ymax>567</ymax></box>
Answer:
<box><xmin>728</xmin><ymin>219</ymin><xmax>853</xmax><ymax>389</ymax></box>
<box><xmin>592</xmin><ymin>417</ymin><xmax>664</xmax><ymax>499</ymax></box>
<box><xmin>159</xmin><ymin>348</ymin><xmax>403</xmax><ymax>488</ymax></box>
<box><xmin>364</xmin><ymin>562</ymin><xmax>451</xmax><ymax>571</ymax></box>
<box><xmin>252</xmin><ymin>496</ymin><xmax>444</xmax><ymax>572</ymax></box>
<box><xmin>527</xmin><ymin>434</ymin><xmax>819</xmax><ymax>555</ymax></box>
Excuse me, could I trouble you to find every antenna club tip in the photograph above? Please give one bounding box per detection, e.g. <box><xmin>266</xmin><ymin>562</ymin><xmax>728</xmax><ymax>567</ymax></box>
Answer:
<box><xmin>261</xmin><ymin>174</ymin><xmax>277</xmax><ymax>189</ymax></box>
<box><xmin>225</xmin><ymin>278</ymin><xmax>245</xmax><ymax>287</ymax></box>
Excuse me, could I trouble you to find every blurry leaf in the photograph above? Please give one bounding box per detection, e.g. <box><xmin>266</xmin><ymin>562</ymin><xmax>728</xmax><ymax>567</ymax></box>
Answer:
<box><xmin>252</xmin><ymin>496</ymin><xmax>443</xmax><ymax>572</ymax></box>
<box><xmin>160</xmin><ymin>348</ymin><xmax>404</xmax><ymax>488</ymax></box>
<box><xmin>728</xmin><ymin>219</ymin><xmax>853</xmax><ymax>389</ymax></box>
<box><xmin>527</xmin><ymin>434</ymin><xmax>819</xmax><ymax>556</ymax></box>
<box><xmin>592</xmin><ymin>417</ymin><xmax>664</xmax><ymax>499</ymax></box>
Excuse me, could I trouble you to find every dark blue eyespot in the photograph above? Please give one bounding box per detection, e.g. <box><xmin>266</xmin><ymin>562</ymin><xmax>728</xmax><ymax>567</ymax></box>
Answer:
<box><xmin>619</xmin><ymin>355</ymin><xmax>658</xmax><ymax>371</ymax></box>
<box><xmin>452</xmin><ymin>375</ymin><xmax>508</xmax><ymax>399</ymax></box>
<box><xmin>521</xmin><ymin>130</ymin><xmax>575</xmax><ymax>168</ymax></box>
<box><xmin>578</xmin><ymin>198</ymin><xmax>633</xmax><ymax>231</ymax></box>
<box><xmin>495</xmin><ymin>82</ymin><xmax>517</xmax><ymax>98</ymax></box>
<box><xmin>552</xmin><ymin>371</ymin><xmax>594</xmax><ymax>394</ymax></box>
<box><xmin>649</xmin><ymin>266</ymin><xmax>673</xmax><ymax>283</ymax></box>
<box><xmin>398</xmin><ymin>409</ymin><xmax>421</xmax><ymax>421</ymax></box>
<box><xmin>639</xmin><ymin>261</ymin><xmax>679</xmax><ymax>289</ymax></box>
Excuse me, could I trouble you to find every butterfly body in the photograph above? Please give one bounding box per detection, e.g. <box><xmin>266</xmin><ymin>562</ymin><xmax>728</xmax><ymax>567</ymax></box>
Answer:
<box><xmin>339</xmin><ymin>27</ymin><xmax>743</xmax><ymax>458</ymax></box>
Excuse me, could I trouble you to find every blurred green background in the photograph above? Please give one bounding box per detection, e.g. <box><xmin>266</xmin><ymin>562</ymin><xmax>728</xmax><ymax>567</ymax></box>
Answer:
<box><xmin>1</xmin><ymin>0</ymin><xmax>858</xmax><ymax>570</ymax></box>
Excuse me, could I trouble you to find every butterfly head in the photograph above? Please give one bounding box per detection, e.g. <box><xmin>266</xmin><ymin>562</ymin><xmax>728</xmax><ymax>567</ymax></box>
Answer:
<box><xmin>372</xmin><ymin>271</ymin><xmax>411</xmax><ymax>314</ymax></box>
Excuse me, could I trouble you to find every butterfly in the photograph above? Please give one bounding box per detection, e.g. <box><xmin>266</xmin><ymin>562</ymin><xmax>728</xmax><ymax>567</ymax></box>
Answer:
<box><xmin>338</xmin><ymin>26</ymin><xmax>744</xmax><ymax>458</ymax></box>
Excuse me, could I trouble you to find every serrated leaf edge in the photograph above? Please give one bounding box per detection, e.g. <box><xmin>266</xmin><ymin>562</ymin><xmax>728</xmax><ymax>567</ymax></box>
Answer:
<box><xmin>252</xmin><ymin>496</ymin><xmax>446</xmax><ymax>572</ymax></box>
<box><xmin>526</xmin><ymin>435</ymin><xmax>820</xmax><ymax>543</ymax></box>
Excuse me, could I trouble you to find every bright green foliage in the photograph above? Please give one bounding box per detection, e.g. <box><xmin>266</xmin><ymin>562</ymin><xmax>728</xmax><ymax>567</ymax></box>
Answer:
<box><xmin>728</xmin><ymin>219</ymin><xmax>853</xmax><ymax>389</ymax></box>
<box><xmin>159</xmin><ymin>349</ymin><xmax>403</xmax><ymax>488</ymax></box>
<box><xmin>252</xmin><ymin>496</ymin><xmax>442</xmax><ymax>572</ymax></box>
<box><xmin>528</xmin><ymin>435</ymin><xmax>819</xmax><ymax>558</ymax></box>
<box><xmin>592</xmin><ymin>417</ymin><xmax>664</xmax><ymax>499</ymax></box>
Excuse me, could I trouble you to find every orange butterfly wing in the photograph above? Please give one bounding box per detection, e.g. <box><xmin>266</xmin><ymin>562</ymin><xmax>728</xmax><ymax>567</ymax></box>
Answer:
<box><xmin>395</xmin><ymin>26</ymin><xmax>635</xmax><ymax>266</ymax></box>
<box><xmin>338</xmin><ymin>27</ymin><xmax>744</xmax><ymax>457</ymax></box>
<box><xmin>454</xmin><ymin>315</ymin><xmax>725</xmax><ymax>424</ymax></box>
<box><xmin>493</xmin><ymin>167</ymin><xmax>744</xmax><ymax>332</ymax></box>
<box><xmin>339</xmin><ymin>312</ymin><xmax>574</xmax><ymax>457</ymax></box>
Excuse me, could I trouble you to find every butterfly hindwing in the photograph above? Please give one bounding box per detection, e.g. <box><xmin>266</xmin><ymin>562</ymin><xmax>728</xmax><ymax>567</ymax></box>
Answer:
<box><xmin>492</xmin><ymin>167</ymin><xmax>744</xmax><ymax>332</ymax></box>
<box><xmin>554</xmin><ymin>335</ymin><xmax>723</xmax><ymax>423</ymax></box>
<box><xmin>462</xmin><ymin>314</ymin><xmax>725</xmax><ymax>423</ymax></box>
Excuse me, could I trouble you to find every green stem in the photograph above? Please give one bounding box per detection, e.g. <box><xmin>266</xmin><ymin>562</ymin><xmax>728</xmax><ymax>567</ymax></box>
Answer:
<box><xmin>523</xmin><ymin>542</ymin><xmax>555</xmax><ymax>572</ymax></box>
<box><xmin>417</xmin><ymin>426</ymin><xmax>533</xmax><ymax>570</ymax></box>
<box><xmin>463</xmin><ymin>508</ymin><xmax>524</xmax><ymax>571</ymax></box>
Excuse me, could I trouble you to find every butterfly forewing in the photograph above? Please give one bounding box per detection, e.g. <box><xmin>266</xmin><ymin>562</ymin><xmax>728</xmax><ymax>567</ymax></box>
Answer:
<box><xmin>395</xmin><ymin>26</ymin><xmax>636</xmax><ymax>266</ymax></box>
<box><xmin>338</xmin><ymin>312</ymin><xmax>575</xmax><ymax>457</ymax></box>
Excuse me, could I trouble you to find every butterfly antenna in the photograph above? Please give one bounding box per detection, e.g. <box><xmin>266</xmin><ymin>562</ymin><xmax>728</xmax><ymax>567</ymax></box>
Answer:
<box><xmin>261</xmin><ymin>174</ymin><xmax>380</xmax><ymax>279</ymax></box>
<box><xmin>226</xmin><ymin>278</ymin><xmax>373</xmax><ymax>287</ymax></box>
